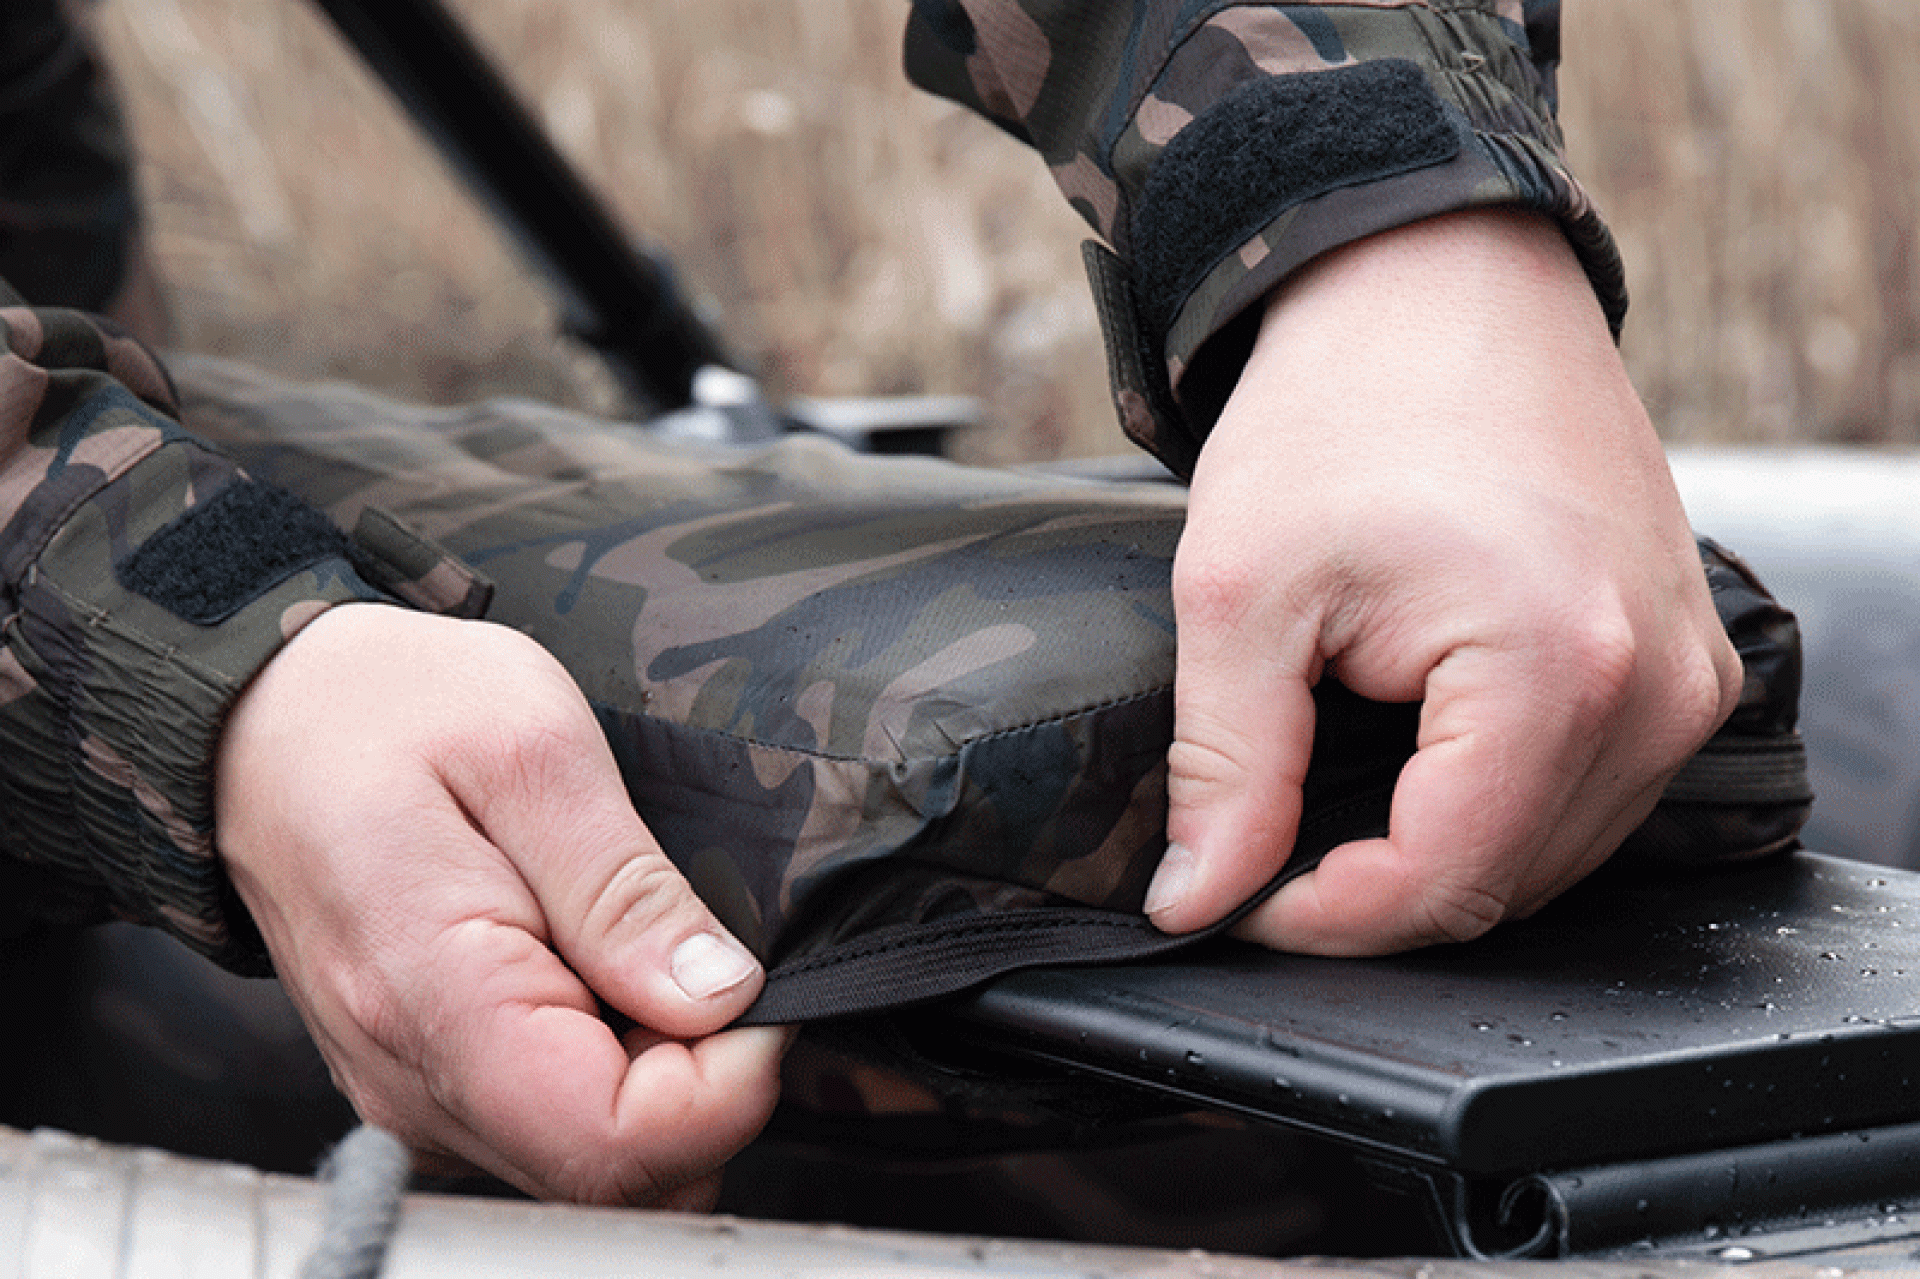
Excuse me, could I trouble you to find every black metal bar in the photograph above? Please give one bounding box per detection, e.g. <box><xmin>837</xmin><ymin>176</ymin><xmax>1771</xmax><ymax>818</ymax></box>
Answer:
<box><xmin>307</xmin><ymin>0</ymin><xmax>735</xmax><ymax>410</ymax></box>
<box><xmin>1528</xmin><ymin>1119</ymin><xmax>1920</xmax><ymax>1259</ymax></box>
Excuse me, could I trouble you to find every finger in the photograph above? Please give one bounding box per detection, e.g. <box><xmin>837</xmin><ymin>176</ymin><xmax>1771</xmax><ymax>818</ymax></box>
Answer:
<box><xmin>446</xmin><ymin>659</ymin><xmax>764</xmax><ymax>1040</ymax></box>
<box><xmin>1239</xmin><ymin>641</ymin><xmax>1609</xmax><ymax>955</ymax></box>
<box><xmin>412</xmin><ymin>919</ymin><xmax>785</xmax><ymax>1204</ymax></box>
<box><xmin>658</xmin><ymin>1172</ymin><xmax>726</xmax><ymax>1214</ymax></box>
<box><xmin>1513</xmin><ymin>768</ymin><xmax>1668</xmax><ymax>916</ymax></box>
<box><xmin>1149</xmin><ymin>550</ymin><xmax>1321</xmax><ymax>934</ymax></box>
<box><xmin>1503</xmin><ymin>614</ymin><xmax>1740</xmax><ymax>916</ymax></box>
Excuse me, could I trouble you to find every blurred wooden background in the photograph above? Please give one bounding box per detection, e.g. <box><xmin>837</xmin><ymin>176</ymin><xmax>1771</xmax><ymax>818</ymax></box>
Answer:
<box><xmin>91</xmin><ymin>0</ymin><xmax>1920</xmax><ymax>460</ymax></box>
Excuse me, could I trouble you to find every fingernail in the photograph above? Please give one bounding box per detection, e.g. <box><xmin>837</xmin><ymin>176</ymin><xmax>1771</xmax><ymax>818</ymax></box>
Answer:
<box><xmin>671</xmin><ymin>932</ymin><xmax>759</xmax><ymax>1001</ymax></box>
<box><xmin>1143</xmin><ymin>842</ymin><xmax>1196</xmax><ymax>919</ymax></box>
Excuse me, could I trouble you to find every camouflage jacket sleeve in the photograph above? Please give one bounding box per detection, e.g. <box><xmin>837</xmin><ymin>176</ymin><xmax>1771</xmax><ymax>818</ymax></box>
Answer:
<box><xmin>0</xmin><ymin>303</ymin><xmax>490</xmax><ymax>972</ymax></box>
<box><xmin>903</xmin><ymin>0</ymin><xmax>1623</xmax><ymax>477</ymax></box>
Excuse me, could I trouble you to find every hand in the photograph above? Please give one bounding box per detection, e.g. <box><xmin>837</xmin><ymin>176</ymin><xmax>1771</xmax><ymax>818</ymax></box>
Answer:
<box><xmin>1143</xmin><ymin>208</ymin><xmax>1743</xmax><ymax>955</ymax></box>
<box><xmin>214</xmin><ymin>604</ymin><xmax>785</xmax><ymax>1206</ymax></box>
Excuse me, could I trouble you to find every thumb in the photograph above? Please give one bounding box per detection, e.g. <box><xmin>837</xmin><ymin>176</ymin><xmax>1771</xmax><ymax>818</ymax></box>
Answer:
<box><xmin>449</xmin><ymin>667</ymin><xmax>765</xmax><ymax>1039</ymax></box>
<box><xmin>1148</xmin><ymin>570</ymin><xmax>1320</xmax><ymax>934</ymax></box>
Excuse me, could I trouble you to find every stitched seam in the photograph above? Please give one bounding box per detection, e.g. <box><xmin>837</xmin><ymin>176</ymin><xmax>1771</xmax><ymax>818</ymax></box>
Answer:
<box><xmin>620</xmin><ymin>680</ymin><xmax>1174</xmax><ymax>766</ymax></box>
<box><xmin>37</xmin><ymin>555</ymin><xmax>337</xmax><ymax>694</ymax></box>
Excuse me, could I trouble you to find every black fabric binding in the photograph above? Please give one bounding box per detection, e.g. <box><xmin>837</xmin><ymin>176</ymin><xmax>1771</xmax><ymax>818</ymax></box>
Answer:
<box><xmin>740</xmin><ymin>858</ymin><xmax>1311</xmax><ymax>1027</ymax></box>
<box><xmin>1081</xmin><ymin>239</ymin><xmax>1199</xmax><ymax>477</ymax></box>
<box><xmin>739</xmin><ymin>771</ymin><xmax>1404</xmax><ymax>1025</ymax></box>
<box><xmin>1659</xmin><ymin>737</ymin><xmax>1814</xmax><ymax>807</ymax></box>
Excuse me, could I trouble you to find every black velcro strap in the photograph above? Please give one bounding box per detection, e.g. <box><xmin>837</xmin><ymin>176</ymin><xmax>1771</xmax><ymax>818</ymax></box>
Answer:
<box><xmin>118</xmin><ymin>481</ymin><xmax>355</xmax><ymax>624</ymax></box>
<box><xmin>1130</xmin><ymin>58</ymin><xmax>1459</xmax><ymax>346</ymax></box>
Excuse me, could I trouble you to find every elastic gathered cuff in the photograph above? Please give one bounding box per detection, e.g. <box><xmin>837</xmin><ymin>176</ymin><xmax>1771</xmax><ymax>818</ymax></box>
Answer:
<box><xmin>1</xmin><ymin>374</ymin><xmax>490</xmax><ymax>971</ymax></box>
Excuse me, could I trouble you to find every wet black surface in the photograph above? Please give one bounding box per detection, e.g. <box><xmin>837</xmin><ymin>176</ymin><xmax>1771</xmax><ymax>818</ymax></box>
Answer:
<box><xmin>953</xmin><ymin>852</ymin><xmax>1920</xmax><ymax>1174</ymax></box>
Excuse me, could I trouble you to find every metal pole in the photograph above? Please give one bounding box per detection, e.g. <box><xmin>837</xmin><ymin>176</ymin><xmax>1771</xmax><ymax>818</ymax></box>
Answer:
<box><xmin>307</xmin><ymin>0</ymin><xmax>736</xmax><ymax>412</ymax></box>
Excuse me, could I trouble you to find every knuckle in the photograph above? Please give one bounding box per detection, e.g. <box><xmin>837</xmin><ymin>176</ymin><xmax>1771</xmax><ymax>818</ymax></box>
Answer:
<box><xmin>495</xmin><ymin>713</ymin><xmax>594</xmax><ymax>790</ymax></box>
<box><xmin>1166</xmin><ymin>732</ymin><xmax>1252</xmax><ymax>811</ymax></box>
<box><xmin>320</xmin><ymin>940</ymin><xmax>426</xmax><ymax>1071</ymax></box>
<box><xmin>335</xmin><ymin>967</ymin><xmax>407</xmax><ymax>1053</ymax></box>
<box><xmin>1554</xmin><ymin>609</ymin><xmax>1640</xmax><ymax>722</ymax></box>
<box><xmin>1172</xmin><ymin>550</ymin><xmax>1261</xmax><ymax>632</ymax></box>
<box><xmin>1711</xmin><ymin>632</ymin><xmax>1747</xmax><ymax>723</ymax></box>
<box><xmin>1422</xmin><ymin>879</ymin><xmax>1509</xmax><ymax>945</ymax></box>
<box><xmin>581</xmin><ymin>853</ymin><xmax>695</xmax><ymax>943</ymax></box>
<box><xmin>1672</xmin><ymin>632</ymin><xmax>1742</xmax><ymax>739</ymax></box>
<box><xmin>445</xmin><ymin>706</ymin><xmax>597</xmax><ymax>813</ymax></box>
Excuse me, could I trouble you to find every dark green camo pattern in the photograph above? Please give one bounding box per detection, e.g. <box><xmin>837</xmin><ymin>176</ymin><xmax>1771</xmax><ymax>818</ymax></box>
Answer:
<box><xmin>175</xmin><ymin>357</ymin><xmax>1191</xmax><ymax>965</ymax></box>
<box><xmin>905</xmin><ymin>0</ymin><xmax>1624</xmax><ymax>474</ymax></box>
<box><xmin>174</xmin><ymin>359</ymin><xmax>1806</xmax><ymax>983</ymax></box>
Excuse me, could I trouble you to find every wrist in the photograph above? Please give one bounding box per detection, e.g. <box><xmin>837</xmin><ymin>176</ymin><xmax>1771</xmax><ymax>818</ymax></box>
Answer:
<box><xmin>1257</xmin><ymin>207</ymin><xmax>1613</xmax><ymax>352</ymax></box>
<box><xmin>1218</xmin><ymin>207</ymin><xmax>1639</xmax><ymax>454</ymax></box>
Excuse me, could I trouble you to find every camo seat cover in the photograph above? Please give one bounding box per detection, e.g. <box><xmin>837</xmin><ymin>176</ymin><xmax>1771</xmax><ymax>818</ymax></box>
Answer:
<box><xmin>173</xmin><ymin>357</ymin><xmax>1808</xmax><ymax>1023</ymax></box>
<box><xmin>173</xmin><ymin>358</ymin><xmax>1292</xmax><ymax>1018</ymax></box>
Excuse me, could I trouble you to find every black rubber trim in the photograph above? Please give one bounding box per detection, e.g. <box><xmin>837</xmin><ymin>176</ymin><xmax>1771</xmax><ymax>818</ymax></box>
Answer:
<box><xmin>741</xmin><ymin>907</ymin><xmax>1205</xmax><ymax>1027</ymax></box>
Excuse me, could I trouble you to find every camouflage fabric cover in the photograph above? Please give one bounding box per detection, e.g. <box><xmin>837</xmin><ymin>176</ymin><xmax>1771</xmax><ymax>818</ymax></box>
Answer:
<box><xmin>172</xmin><ymin>357</ymin><xmax>1409</xmax><ymax>1017</ymax></box>
<box><xmin>0</xmin><ymin>0</ymin><xmax>1623</xmax><ymax>977</ymax></box>
<box><xmin>172</xmin><ymin>358</ymin><xmax>1808</xmax><ymax>1021</ymax></box>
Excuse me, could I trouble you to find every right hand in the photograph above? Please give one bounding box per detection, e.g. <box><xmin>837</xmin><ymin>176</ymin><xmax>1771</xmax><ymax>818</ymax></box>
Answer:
<box><xmin>1144</xmin><ymin>209</ymin><xmax>1743</xmax><ymax>956</ymax></box>
<box><xmin>214</xmin><ymin>604</ymin><xmax>786</xmax><ymax>1207</ymax></box>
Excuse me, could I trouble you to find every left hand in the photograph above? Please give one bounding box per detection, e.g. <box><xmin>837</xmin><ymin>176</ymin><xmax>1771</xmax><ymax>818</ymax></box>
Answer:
<box><xmin>214</xmin><ymin>605</ymin><xmax>787</xmax><ymax>1206</ymax></box>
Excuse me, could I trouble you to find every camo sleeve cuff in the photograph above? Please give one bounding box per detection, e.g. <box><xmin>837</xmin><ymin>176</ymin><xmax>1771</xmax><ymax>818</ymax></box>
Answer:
<box><xmin>1124</xmin><ymin>8</ymin><xmax>1624</xmax><ymax>472</ymax></box>
<box><xmin>0</xmin><ymin>307</ymin><xmax>490</xmax><ymax>972</ymax></box>
<box><xmin>906</xmin><ymin>0</ymin><xmax>1624</xmax><ymax>478</ymax></box>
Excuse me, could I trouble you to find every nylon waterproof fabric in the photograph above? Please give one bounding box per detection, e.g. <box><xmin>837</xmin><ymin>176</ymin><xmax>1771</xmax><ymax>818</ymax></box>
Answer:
<box><xmin>173</xmin><ymin>357</ymin><xmax>1808</xmax><ymax>1022</ymax></box>
<box><xmin>0</xmin><ymin>0</ymin><xmax>1619</xmax><ymax>974</ymax></box>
